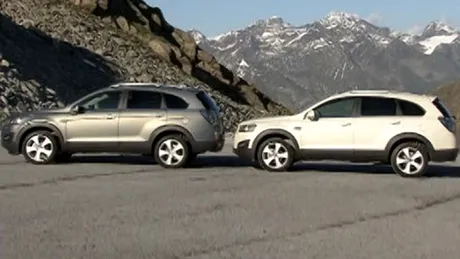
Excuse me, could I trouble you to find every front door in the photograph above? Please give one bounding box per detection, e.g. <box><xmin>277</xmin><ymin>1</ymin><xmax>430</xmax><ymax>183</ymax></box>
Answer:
<box><xmin>65</xmin><ymin>90</ymin><xmax>122</xmax><ymax>152</ymax></box>
<box><xmin>299</xmin><ymin>97</ymin><xmax>358</xmax><ymax>160</ymax></box>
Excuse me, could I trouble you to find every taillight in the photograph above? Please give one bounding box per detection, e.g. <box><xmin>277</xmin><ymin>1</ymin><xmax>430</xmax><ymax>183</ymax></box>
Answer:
<box><xmin>200</xmin><ymin>109</ymin><xmax>217</xmax><ymax>125</ymax></box>
<box><xmin>438</xmin><ymin>116</ymin><xmax>456</xmax><ymax>133</ymax></box>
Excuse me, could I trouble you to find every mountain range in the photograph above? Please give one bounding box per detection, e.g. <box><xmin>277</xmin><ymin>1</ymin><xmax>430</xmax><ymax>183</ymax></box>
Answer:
<box><xmin>189</xmin><ymin>12</ymin><xmax>460</xmax><ymax>112</ymax></box>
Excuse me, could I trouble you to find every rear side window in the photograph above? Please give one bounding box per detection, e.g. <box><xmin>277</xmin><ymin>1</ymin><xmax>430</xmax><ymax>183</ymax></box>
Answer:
<box><xmin>126</xmin><ymin>90</ymin><xmax>162</xmax><ymax>109</ymax></box>
<box><xmin>164</xmin><ymin>93</ymin><xmax>189</xmax><ymax>109</ymax></box>
<box><xmin>433</xmin><ymin>98</ymin><xmax>454</xmax><ymax>118</ymax></box>
<box><xmin>398</xmin><ymin>100</ymin><xmax>425</xmax><ymax>116</ymax></box>
<box><xmin>196</xmin><ymin>91</ymin><xmax>220</xmax><ymax>111</ymax></box>
<box><xmin>360</xmin><ymin>97</ymin><xmax>396</xmax><ymax>116</ymax></box>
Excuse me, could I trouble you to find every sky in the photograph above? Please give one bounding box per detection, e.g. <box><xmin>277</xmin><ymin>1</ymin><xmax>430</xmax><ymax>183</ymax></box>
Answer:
<box><xmin>147</xmin><ymin>0</ymin><xmax>460</xmax><ymax>37</ymax></box>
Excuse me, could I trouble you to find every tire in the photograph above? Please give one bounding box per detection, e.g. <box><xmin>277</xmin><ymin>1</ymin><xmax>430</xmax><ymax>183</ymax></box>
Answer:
<box><xmin>153</xmin><ymin>134</ymin><xmax>190</xmax><ymax>169</ymax></box>
<box><xmin>256</xmin><ymin>137</ymin><xmax>295</xmax><ymax>172</ymax></box>
<box><xmin>21</xmin><ymin>130</ymin><xmax>59</xmax><ymax>165</ymax></box>
<box><xmin>390</xmin><ymin>141</ymin><xmax>429</xmax><ymax>178</ymax></box>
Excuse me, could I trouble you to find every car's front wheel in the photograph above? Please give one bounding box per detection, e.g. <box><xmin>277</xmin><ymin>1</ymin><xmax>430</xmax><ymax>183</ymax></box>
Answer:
<box><xmin>257</xmin><ymin>137</ymin><xmax>295</xmax><ymax>172</ymax></box>
<box><xmin>390</xmin><ymin>142</ymin><xmax>429</xmax><ymax>177</ymax></box>
<box><xmin>154</xmin><ymin>134</ymin><xmax>190</xmax><ymax>169</ymax></box>
<box><xmin>21</xmin><ymin>130</ymin><xmax>59</xmax><ymax>165</ymax></box>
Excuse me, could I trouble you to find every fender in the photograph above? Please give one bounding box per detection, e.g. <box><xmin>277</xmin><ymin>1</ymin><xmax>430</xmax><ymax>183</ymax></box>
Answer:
<box><xmin>253</xmin><ymin>128</ymin><xmax>300</xmax><ymax>151</ymax></box>
<box><xmin>17</xmin><ymin>121</ymin><xmax>65</xmax><ymax>150</ymax></box>
<box><xmin>384</xmin><ymin>132</ymin><xmax>435</xmax><ymax>157</ymax></box>
<box><xmin>148</xmin><ymin>124</ymin><xmax>196</xmax><ymax>146</ymax></box>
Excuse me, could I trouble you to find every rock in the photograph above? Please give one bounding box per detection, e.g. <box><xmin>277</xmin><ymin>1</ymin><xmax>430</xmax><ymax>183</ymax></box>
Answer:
<box><xmin>0</xmin><ymin>59</ymin><xmax>10</xmax><ymax>67</ymax></box>
<box><xmin>0</xmin><ymin>0</ymin><xmax>290</xmax><ymax>132</ymax></box>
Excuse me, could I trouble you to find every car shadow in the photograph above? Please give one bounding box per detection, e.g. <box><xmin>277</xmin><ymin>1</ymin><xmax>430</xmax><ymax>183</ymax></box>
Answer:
<box><xmin>68</xmin><ymin>154</ymin><xmax>460</xmax><ymax>177</ymax></box>
<box><xmin>69</xmin><ymin>154</ymin><xmax>253</xmax><ymax>168</ymax></box>
<box><xmin>291</xmin><ymin>162</ymin><xmax>460</xmax><ymax>178</ymax></box>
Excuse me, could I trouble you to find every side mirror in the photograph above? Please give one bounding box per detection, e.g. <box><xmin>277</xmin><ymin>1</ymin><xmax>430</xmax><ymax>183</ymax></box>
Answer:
<box><xmin>70</xmin><ymin>105</ymin><xmax>84</xmax><ymax>115</ymax></box>
<box><xmin>305</xmin><ymin>110</ymin><xmax>318</xmax><ymax>121</ymax></box>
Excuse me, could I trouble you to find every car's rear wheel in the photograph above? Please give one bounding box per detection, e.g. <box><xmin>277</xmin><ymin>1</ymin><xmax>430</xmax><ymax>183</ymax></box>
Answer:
<box><xmin>21</xmin><ymin>130</ymin><xmax>59</xmax><ymax>165</ymax></box>
<box><xmin>257</xmin><ymin>137</ymin><xmax>295</xmax><ymax>172</ymax></box>
<box><xmin>154</xmin><ymin>134</ymin><xmax>190</xmax><ymax>169</ymax></box>
<box><xmin>390</xmin><ymin>142</ymin><xmax>429</xmax><ymax>177</ymax></box>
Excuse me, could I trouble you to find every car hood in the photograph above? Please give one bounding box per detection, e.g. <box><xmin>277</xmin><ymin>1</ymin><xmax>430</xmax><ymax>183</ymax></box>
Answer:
<box><xmin>13</xmin><ymin>107</ymin><xmax>69</xmax><ymax>119</ymax></box>
<box><xmin>241</xmin><ymin>115</ymin><xmax>301</xmax><ymax>125</ymax></box>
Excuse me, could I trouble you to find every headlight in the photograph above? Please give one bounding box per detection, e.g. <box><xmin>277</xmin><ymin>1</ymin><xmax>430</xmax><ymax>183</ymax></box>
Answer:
<box><xmin>238</xmin><ymin>124</ymin><xmax>257</xmax><ymax>132</ymax></box>
<box><xmin>9</xmin><ymin>117</ymin><xmax>23</xmax><ymax>125</ymax></box>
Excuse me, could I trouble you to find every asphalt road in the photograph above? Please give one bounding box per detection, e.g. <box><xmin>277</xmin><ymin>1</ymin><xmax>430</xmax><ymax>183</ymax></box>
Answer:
<box><xmin>1</xmin><ymin>138</ymin><xmax>460</xmax><ymax>259</ymax></box>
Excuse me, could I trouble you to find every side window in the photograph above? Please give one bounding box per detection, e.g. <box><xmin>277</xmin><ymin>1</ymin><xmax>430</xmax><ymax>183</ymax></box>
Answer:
<box><xmin>360</xmin><ymin>97</ymin><xmax>396</xmax><ymax>116</ymax></box>
<box><xmin>315</xmin><ymin>97</ymin><xmax>356</xmax><ymax>118</ymax></box>
<box><xmin>80</xmin><ymin>91</ymin><xmax>121</xmax><ymax>110</ymax></box>
<box><xmin>398</xmin><ymin>100</ymin><xmax>425</xmax><ymax>116</ymax></box>
<box><xmin>126</xmin><ymin>90</ymin><xmax>162</xmax><ymax>109</ymax></box>
<box><xmin>164</xmin><ymin>93</ymin><xmax>189</xmax><ymax>109</ymax></box>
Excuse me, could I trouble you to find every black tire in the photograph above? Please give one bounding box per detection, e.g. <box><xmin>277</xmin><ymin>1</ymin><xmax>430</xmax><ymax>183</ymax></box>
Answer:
<box><xmin>256</xmin><ymin>137</ymin><xmax>295</xmax><ymax>172</ymax></box>
<box><xmin>21</xmin><ymin>130</ymin><xmax>59</xmax><ymax>165</ymax></box>
<box><xmin>390</xmin><ymin>141</ymin><xmax>429</xmax><ymax>178</ymax></box>
<box><xmin>153</xmin><ymin>134</ymin><xmax>190</xmax><ymax>169</ymax></box>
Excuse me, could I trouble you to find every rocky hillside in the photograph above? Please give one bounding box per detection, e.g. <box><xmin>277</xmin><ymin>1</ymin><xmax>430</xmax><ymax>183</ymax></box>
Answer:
<box><xmin>0</xmin><ymin>0</ymin><xmax>290</xmax><ymax>131</ymax></box>
<box><xmin>191</xmin><ymin>12</ymin><xmax>460</xmax><ymax>112</ymax></box>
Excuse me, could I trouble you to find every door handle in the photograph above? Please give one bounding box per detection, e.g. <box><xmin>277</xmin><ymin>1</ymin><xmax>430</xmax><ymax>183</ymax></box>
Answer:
<box><xmin>341</xmin><ymin>122</ymin><xmax>351</xmax><ymax>127</ymax></box>
<box><xmin>106</xmin><ymin>114</ymin><xmax>114</xmax><ymax>120</ymax></box>
<box><xmin>391</xmin><ymin>121</ymin><xmax>401</xmax><ymax>125</ymax></box>
<box><xmin>154</xmin><ymin>114</ymin><xmax>164</xmax><ymax>118</ymax></box>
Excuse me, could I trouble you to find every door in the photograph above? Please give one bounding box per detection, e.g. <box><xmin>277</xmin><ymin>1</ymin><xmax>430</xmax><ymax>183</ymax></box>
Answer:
<box><xmin>117</xmin><ymin>90</ymin><xmax>167</xmax><ymax>153</ymax></box>
<box><xmin>299</xmin><ymin>97</ymin><xmax>358</xmax><ymax>160</ymax></box>
<box><xmin>353</xmin><ymin>97</ymin><xmax>425</xmax><ymax>152</ymax></box>
<box><xmin>65</xmin><ymin>90</ymin><xmax>122</xmax><ymax>152</ymax></box>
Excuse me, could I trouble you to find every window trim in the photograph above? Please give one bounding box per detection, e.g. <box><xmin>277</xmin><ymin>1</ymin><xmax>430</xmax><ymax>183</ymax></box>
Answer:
<box><xmin>395</xmin><ymin>98</ymin><xmax>426</xmax><ymax>117</ymax></box>
<box><xmin>356</xmin><ymin>96</ymin><xmax>426</xmax><ymax>117</ymax></box>
<box><xmin>122</xmin><ymin>89</ymin><xmax>165</xmax><ymax>110</ymax></box>
<box><xmin>73</xmin><ymin>89</ymin><xmax>123</xmax><ymax>111</ymax></box>
<box><xmin>357</xmin><ymin>96</ymin><xmax>398</xmax><ymax>117</ymax></box>
<box><xmin>163</xmin><ymin>92</ymin><xmax>190</xmax><ymax>109</ymax></box>
<box><xmin>313</xmin><ymin>97</ymin><xmax>359</xmax><ymax>118</ymax></box>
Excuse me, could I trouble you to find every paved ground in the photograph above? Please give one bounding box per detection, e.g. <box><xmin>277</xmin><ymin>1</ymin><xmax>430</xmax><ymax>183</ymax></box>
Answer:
<box><xmin>1</xmin><ymin>138</ymin><xmax>460</xmax><ymax>259</ymax></box>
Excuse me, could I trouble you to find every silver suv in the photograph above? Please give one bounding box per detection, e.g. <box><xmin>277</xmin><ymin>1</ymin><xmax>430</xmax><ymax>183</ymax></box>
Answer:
<box><xmin>1</xmin><ymin>82</ymin><xmax>225</xmax><ymax>168</ymax></box>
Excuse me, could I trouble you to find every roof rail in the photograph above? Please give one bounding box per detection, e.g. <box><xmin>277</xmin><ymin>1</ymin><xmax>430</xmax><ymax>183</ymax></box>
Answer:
<box><xmin>109</xmin><ymin>82</ymin><xmax>195</xmax><ymax>90</ymax></box>
<box><xmin>347</xmin><ymin>90</ymin><xmax>391</xmax><ymax>94</ymax></box>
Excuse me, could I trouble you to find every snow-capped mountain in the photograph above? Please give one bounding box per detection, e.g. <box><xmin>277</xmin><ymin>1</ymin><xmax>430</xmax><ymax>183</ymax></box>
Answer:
<box><xmin>189</xmin><ymin>12</ymin><xmax>460</xmax><ymax>111</ymax></box>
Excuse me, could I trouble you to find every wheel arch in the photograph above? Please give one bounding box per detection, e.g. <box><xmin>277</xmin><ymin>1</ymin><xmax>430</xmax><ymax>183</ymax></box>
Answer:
<box><xmin>149</xmin><ymin>125</ymin><xmax>196</xmax><ymax>152</ymax></box>
<box><xmin>384</xmin><ymin>132</ymin><xmax>435</xmax><ymax>161</ymax></box>
<box><xmin>17</xmin><ymin>123</ymin><xmax>65</xmax><ymax>152</ymax></box>
<box><xmin>252</xmin><ymin>129</ymin><xmax>300</xmax><ymax>161</ymax></box>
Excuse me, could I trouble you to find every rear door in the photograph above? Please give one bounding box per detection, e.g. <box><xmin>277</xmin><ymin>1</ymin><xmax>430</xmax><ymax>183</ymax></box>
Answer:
<box><xmin>352</xmin><ymin>96</ymin><xmax>402</xmax><ymax>152</ymax></box>
<box><xmin>118</xmin><ymin>89</ymin><xmax>167</xmax><ymax>152</ymax></box>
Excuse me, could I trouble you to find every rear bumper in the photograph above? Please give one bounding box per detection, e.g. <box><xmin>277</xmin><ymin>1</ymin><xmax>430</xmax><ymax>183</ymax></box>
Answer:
<box><xmin>232</xmin><ymin>139</ymin><xmax>254</xmax><ymax>161</ymax></box>
<box><xmin>191</xmin><ymin>132</ymin><xmax>225</xmax><ymax>153</ymax></box>
<box><xmin>431</xmin><ymin>148</ymin><xmax>458</xmax><ymax>162</ymax></box>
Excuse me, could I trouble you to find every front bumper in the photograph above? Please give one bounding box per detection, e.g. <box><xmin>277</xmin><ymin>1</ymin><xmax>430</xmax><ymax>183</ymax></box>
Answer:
<box><xmin>232</xmin><ymin>139</ymin><xmax>254</xmax><ymax>161</ymax></box>
<box><xmin>1</xmin><ymin>124</ymin><xmax>20</xmax><ymax>155</ymax></box>
<box><xmin>430</xmin><ymin>148</ymin><xmax>458</xmax><ymax>162</ymax></box>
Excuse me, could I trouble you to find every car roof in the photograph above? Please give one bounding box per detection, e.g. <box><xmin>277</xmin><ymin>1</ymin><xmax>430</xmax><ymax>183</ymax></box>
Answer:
<box><xmin>332</xmin><ymin>90</ymin><xmax>437</xmax><ymax>103</ymax></box>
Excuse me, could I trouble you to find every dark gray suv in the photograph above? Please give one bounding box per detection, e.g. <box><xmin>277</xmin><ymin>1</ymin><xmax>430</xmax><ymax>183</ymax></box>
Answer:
<box><xmin>1</xmin><ymin>82</ymin><xmax>225</xmax><ymax>168</ymax></box>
